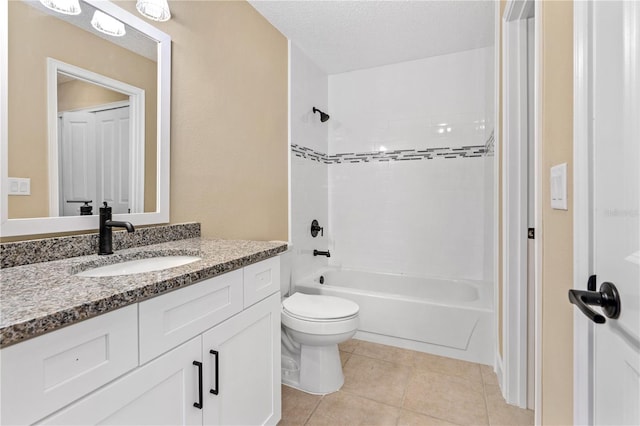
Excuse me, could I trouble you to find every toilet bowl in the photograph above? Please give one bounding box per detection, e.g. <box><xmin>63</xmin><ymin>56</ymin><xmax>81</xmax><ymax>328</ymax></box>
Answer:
<box><xmin>280</xmin><ymin>292</ymin><xmax>359</xmax><ymax>394</ymax></box>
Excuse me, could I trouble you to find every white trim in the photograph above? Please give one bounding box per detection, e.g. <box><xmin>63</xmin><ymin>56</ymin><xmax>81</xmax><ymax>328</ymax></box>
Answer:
<box><xmin>67</xmin><ymin>100</ymin><xmax>130</xmax><ymax>114</ymax></box>
<box><xmin>573</xmin><ymin>1</ymin><xmax>594</xmax><ymax>424</ymax></box>
<box><xmin>502</xmin><ymin>0</ymin><xmax>533</xmax><ymax>408</ymax></box>
<box><xmin>0</xmin><ymin>0</ymin><xmax>171</xmax><ymax>236</ymax></box>
<box><xmin>533</xmin><ymin>0</ymin><xmax>542</xmax><ymax>422</ymax></box>
<box><xmin>496</xmin><ymin>351</ymin><xmax>505</xmax><ymax>390</ymax></box>
<box><xmin>287</xmin><ymin>40</ymin><xmax>292</xmax><ymax>246</ymax></box>
<box><xmin>493</xmin><ymin>0</ymin><xmax>503</xmax><ymax>380</ymax></box>
<box><xmin>47</xmin><ymin>58</ymin><xmax>145</xmax><ymax>217</ymax></box>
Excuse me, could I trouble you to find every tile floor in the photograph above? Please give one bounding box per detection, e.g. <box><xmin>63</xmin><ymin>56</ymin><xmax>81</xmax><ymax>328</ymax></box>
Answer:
<box><xmin>279</xmin><ymin>339</ymin><xmax>534</xmax><ymax>426</ymax></box>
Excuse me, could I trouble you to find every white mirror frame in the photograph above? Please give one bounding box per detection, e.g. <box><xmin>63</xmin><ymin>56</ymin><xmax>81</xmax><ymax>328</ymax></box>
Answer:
<box><xmin>0</xmin><ymin>0</ymin><xmax>171</xmax><ymax>237</ymax></box>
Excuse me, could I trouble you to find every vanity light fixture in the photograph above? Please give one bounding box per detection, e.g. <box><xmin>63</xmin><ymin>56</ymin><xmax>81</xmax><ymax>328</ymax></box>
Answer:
<box><xmin>91</xmin><ymin>11</ymin><xmax>126</xmax><ymax>37</ymax></box>
<box><xmin>136</xmin><ymin>0</ymin><xmax>171</xmax><ymax>22</ymax></box>
<box><xmin>39</xmin><ymin>0</ymin><xmax>81</xmax><ymax>15</ymax></box>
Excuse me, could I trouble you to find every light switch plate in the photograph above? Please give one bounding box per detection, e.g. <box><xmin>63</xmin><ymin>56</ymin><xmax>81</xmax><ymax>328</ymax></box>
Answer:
<box><xmin>550</xmin><ymin>163</ymin><xmax>567</xmax><ymax>210</ymax></box>
<box><xmin>8</xmin><ymin>177</ymin><xmax>30</xmax><ymax>196</ymax></box>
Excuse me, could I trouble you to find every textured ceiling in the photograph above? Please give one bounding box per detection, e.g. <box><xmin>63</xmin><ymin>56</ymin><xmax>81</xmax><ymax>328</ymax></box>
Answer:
<box><xmin>249</xmin><ymin>0</ymin><xmax>495</xmax><ymax>74</ymax></box>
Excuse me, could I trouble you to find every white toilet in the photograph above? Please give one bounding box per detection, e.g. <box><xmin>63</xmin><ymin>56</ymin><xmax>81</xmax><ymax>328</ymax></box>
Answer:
<box><xmin>280</xmin><ymin>269</ymin><xmax>359</xmax><ymax>394</ymax></box>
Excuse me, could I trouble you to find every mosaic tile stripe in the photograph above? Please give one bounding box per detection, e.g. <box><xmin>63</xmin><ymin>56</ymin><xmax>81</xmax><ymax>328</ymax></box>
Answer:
<box><xmin>1</xmin><ymin>223</ymin><xmax>201</xmax><ymax>269</ymax></box>
<box><xmin>292</xmin><ymin>143</ymin><xmax>487</xmax><ymax>164</ymax></box>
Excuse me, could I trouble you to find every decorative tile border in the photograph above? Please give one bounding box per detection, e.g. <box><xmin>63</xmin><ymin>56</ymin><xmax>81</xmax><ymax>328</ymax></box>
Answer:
<box><xmin>292</xmin><ymin>143</ymin><xmax>487</xmax><ymax>164</ymax></box>
<box><xmin>0</xmin><ymin>223</ymin><xmax>201</xmax><ymax>269</ymax></box>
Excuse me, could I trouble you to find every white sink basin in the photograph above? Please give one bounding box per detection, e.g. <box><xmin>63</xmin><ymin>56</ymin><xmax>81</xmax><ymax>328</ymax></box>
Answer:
<box><xmin>76</xmin><ymin>256</ymin><xmax>201</xmax><ymax>277</ymax></box>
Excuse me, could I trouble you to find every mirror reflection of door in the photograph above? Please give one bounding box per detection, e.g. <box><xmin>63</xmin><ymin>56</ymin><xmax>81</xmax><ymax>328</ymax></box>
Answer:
<box><xmin>59</xmin><ymin>105</ymin><xmax>131</xmax><ymax>216</ymax></box>
<box><xmin>57</xmin><ymin>73</ymin><xmax>132</xmax><ymax>216</ymax></box>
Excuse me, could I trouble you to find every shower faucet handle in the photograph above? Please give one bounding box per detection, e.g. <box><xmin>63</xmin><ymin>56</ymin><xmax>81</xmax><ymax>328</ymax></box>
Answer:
<box><xmin>311</xmin><ymin>219</ymin><xmax>324</xmax><ymax>237</ymax></box>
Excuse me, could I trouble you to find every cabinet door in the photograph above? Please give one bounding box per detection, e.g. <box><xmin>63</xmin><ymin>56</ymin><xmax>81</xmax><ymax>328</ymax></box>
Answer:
<box><xmin>39</xmin><ymin>337</ymin><xmax>203</xmax><ymax>426</ymax></box>
<box><xmin>202</xmin><ymin>292</ymin><xmax>281</xmax><ymax>426</ymax></box>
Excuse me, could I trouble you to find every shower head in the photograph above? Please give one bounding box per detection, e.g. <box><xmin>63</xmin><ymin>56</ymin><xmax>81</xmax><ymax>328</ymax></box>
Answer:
<box><xmin>313</xmin><ymin>107</ymin><xmax>330</xmax><ymax>123</ymax></box>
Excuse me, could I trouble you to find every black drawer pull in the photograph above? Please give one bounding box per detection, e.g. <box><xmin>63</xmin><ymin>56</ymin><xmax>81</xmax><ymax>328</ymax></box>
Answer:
<box><xmin>209</xmin><ymin>350</ymin><xmax>219</xmax><ymax>395</ymax></box>
<box><xmin>193</xmin><ymin>361</ymin><xmax>203</xmax><ymax>409</ymax></box>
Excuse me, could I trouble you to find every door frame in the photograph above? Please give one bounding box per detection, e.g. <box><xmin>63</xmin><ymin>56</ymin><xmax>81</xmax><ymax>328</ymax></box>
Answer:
<box><xmin>573</xmin><ymin>1</ymin><xmax>594</xmax><ymax>424</ymax></box>
<box><xmin>501</xmin><ymin>0</ymin><xmax>541</xmax><ymax>411</ymax></box>
<box><xmin>46</xmin><ymin>58</ymin><xmax>145</xmax><ymax>216</ymax></box>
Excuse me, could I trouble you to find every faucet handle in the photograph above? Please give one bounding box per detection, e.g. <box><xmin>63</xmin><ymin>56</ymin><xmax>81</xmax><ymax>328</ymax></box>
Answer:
<box><xmin>311</xmin><ymin>219</ymin><xmax>324</xmax><ymax>237</ymax></box>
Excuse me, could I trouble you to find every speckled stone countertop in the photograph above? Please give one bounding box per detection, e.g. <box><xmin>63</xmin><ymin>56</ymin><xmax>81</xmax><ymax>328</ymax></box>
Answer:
<box><xmin>0</xmin><ymin>238</ymin><xmax>287</xmax><ymax>348</ymax></box>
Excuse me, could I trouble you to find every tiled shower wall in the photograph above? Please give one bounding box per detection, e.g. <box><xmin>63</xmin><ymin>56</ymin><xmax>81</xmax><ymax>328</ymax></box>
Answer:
<box><xmin>289</xmin><ymin>44</ymin><xmax>329</xmax><ymax>284</ymax></box>
<box><xmin>326</xmin><ymin>47</ymin><xmax>495</xmax><ymax>281</ymax></box>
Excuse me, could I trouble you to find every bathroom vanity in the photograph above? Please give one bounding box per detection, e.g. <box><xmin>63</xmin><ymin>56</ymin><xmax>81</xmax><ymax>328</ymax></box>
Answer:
<box><xmin>0</xmin><ymin>229</ymin><xmax>286</xmax><ymax>425</ymax></box>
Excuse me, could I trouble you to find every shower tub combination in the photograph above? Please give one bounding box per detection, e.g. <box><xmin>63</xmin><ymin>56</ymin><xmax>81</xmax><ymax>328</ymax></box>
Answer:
<box><xmin>295</xmin><ymin>268</ymin><xmax>494</xmax><ymax>365</ymax></box>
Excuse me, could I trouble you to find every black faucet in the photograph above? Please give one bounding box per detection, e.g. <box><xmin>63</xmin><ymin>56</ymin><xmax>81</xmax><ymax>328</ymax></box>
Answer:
<box><xmin>99</xmin><ymin>202</ymin><xmax>134</xmax><ymax>255</ymax></box>
<box><xmin>313</xmin><ymin>250</ymin><xmax>330</xmax><ymax>257</ymax></box>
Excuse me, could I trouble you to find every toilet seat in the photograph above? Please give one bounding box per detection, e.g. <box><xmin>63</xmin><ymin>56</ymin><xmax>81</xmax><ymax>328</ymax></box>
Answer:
<box><xmin>282</xmin><ymin>293</ymin><xmax>359</xmax><ymax>321</ymax></box>
<box><xmin>281</xmin><ymin>293</ymin><xmax>359</xmax><ymax>336</ymax></box>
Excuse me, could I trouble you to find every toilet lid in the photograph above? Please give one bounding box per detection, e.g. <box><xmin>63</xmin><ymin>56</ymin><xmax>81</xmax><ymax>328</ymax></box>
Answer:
<box><xmin>283</xmin><ymin>293</ymin><xmax>359</xmax><ymax>320</ymax></box>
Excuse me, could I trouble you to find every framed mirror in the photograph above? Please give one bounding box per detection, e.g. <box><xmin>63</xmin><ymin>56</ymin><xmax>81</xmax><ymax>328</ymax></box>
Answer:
<box><xmin>0</xmin><ymin>0</ymin><xmax>171</xmax><ymax>237</ymax></box>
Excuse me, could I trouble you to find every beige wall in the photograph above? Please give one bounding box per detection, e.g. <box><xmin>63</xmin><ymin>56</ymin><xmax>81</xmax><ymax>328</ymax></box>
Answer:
<box><xmin>540</xmin><ymin>1</ymin><xmax>574</xmax><ymax>424</ymax></box>
<box><xmin>57</xmin><ymin>79</ymin><xmax>128</xmax><ymax>112</ymax></box>
<box><xmin>8</xmin><ymin>0</ymin><xmax>157</xmax><ymax>218</ymax></box>
<box><xmin>114</xmin><ymin>0</ymin><xmax>289</xmax><ymax>242</ymax></box>
<box><xmin>4</xmin><ymin>0</ymin><xmax>288</xmax><ymax>242</ymax></box>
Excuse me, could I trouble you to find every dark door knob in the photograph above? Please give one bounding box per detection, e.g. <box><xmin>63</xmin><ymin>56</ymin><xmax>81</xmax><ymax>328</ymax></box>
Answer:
<box><xmin>568</xmin><ymin>278</ymin><xmax>621</xmax><ymax>324</ymax></box>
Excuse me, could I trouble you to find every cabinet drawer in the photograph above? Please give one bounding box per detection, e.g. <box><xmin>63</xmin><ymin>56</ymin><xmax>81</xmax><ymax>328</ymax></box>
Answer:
<box><xmin>243</xmin><ymin>257</ymin><xmax>280</xmax><ymax>308</ymax></box>
<box><xmin>38</xmin><ymin>337</ymin><xmax>202</xmax><ymax>426</ymax></box>
<box><xmin>0</xmin><ymin>305</ymin><xmax>138</xmax><ymax>426</ymax></box>
<box><xmin>139</xmin><ymin>269</ymin><xmax>243</xmax><ymax>364</ymax></box>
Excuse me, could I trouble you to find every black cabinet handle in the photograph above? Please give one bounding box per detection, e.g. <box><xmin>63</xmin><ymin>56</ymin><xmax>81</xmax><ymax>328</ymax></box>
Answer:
<box><xmin>193</xmin><ymin>361</ymin><xmax>203</xmax><ymax>409</ymax></box>
<box><xmin>209</xmin><ymin>350</ymin><xmax>219</xmax><ymax>395</ymax></box>
<box><xmin>568</xmin><ymin>281</ymin><xmax>621</xmax><ymax>324</ymax></box>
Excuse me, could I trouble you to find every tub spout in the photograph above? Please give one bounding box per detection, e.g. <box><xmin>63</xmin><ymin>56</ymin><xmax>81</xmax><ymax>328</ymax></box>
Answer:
<box><xmin>313</xmin><ymin>250</ymin><xmax>330</xmax><ymax>257</ymax></box>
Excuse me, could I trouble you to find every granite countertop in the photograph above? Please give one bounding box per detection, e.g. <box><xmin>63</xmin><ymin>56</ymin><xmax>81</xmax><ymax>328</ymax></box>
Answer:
<box><xmin>0</xmin><ymin>238</ymin><xmax>287</xmax><ymax>348</ymax></box>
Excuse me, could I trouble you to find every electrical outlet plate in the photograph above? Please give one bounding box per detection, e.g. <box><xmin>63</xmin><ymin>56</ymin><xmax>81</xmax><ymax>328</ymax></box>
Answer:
<box><xmin>8</xmin><ymin>178</ymin><xmax>31</xmax><ymax>196</ymax></box>
<box><xmin>550</xmin><ymin>163</ymin><xmax>568</xmax><ymax>210</ymax></box>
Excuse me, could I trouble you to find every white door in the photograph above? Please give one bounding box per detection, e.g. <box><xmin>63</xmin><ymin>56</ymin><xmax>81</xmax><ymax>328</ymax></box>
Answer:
<box><xmin>60</xmin><ymin>111</ymin><xmax>96</xmax><ymax>216</ymax></box>
<box><xmin>202</xmin><ymin>293</ymin><xmax>281</xmax><ymax>426</ymax></box>
<box><xmin>39</xmin><ymin>337</ymin><xmax>202</xmax><ymax>426</ymax></box>
<box><xmin>96</xmin><ymin>106</ymin><xmax>130</xmax><ymax>214</ymax></box>
<box><xmin>592</xmin><ymin>1</ymin><xmax>640</xmax><ymax>424</ymax></box>
<box><xmin>573</xmin><ymin>1</ymin><xmax>640</xmax><ymax>425</ymax></box>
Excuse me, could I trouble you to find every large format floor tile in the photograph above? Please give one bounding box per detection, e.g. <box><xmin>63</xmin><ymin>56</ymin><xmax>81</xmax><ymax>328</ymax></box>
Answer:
<box><xmin>403</xmin><ymin>369</ymin><xmax>488</xmax><ymax>425</ymax></box>
<box><xmin>278</xmin><ymin>339</ymin><xmax>534</xmax><ymax>426</ymax></box>
<box><xmin>341</xmin><ymin>354</ymin><xmax>412</xmax><ymax>406</ymax></box>
<box><xmin>396</xmin><ymin>409</ymin><xmax>459</xmax><ymax>426</ymax></box>
<box><xmin>306</xmin><ymin>391</ymin><xmax>400</xmax><ymax>426</ymax></box>
<box><xmin>279</xmin><ymin>385</ymin><xmax>322</xmax><ymax>426</ymax></box>
<box><xmin>484</xmin><ymin>384</ymin><xmax>535</xmax><ymax>426</ymax></box>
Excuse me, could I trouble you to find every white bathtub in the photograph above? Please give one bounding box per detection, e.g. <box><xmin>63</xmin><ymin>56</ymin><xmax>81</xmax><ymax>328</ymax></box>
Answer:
<box><xmin>295</xmin><ymin>268</ymin><xmax>494</xmax><ymax>365</ymax></box>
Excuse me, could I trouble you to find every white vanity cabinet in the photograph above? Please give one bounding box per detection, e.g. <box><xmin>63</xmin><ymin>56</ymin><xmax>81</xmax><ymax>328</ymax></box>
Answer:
<box><xmin>1</xmin><ymin>257</ymin><xmax>281</xmax><ymax>426</ymax></box>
